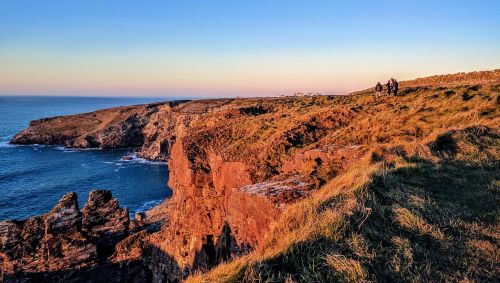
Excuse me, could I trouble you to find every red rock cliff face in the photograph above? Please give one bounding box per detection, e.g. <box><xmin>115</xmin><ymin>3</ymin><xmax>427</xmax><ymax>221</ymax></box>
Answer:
<box><xmin>143</xmin><ymin>139</ymin><xmax>281</xmax><ymax>281</ymax></box>
<box><xmin>113</xmin><ymin>100</ymin><xmax>292</xmax><ymax>278</ymax></box>
<box><xmin>5</xmin><ymin>98</ymin><xmax>303</xmax><ymax>282</ymax></box>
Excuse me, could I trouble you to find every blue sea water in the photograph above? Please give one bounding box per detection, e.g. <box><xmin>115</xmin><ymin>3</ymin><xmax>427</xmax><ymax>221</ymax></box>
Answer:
<box><xmin>0</xmin><ymin>96</ymin><xmax>174</xmax><ymax>221</ymax></box>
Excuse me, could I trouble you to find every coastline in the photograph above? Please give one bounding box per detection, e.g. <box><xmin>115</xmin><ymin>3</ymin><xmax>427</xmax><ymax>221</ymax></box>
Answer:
<box><xmin>1</xmin><ymin>70</ymin><xmax>499</xmax><ymax>282</ymax></box>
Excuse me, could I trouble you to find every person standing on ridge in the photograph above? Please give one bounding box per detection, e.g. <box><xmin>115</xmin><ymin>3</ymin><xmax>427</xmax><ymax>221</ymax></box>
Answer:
<box><xmin>386</xmin><ymin>80</ymin><xmax>392</xmax><ymax>96</ymax></box>
<box><xmin>375</xmin><ymin>82</ymin><xmax>383</xmax><ymax>99</ymax></box>
<box><xmin>391</xmin><ymin>78</ymin><xmax>399</xmax><ymax>96</ymax></box>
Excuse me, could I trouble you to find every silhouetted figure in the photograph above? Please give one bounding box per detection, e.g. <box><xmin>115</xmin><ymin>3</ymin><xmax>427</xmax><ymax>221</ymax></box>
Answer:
<box><xmin>386</xmin><ymin>80</ymin><xmax>392</xmax><ymax>95</ymax></box>
<box><xmin>391</xmin><ymin>78</ymin><xmax>399</xmax><ymax>96</ymax></box>
<box><xmin>375</xmin><ymin>82</ymin><xmax>383</xmax><ymax>98</ymax></box>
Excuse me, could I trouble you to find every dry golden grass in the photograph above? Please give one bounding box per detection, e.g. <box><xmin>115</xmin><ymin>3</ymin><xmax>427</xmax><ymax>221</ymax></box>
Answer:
<box><xmin>324</xmin><ymin>254</ymin><xmax>367</xmax><ymax>282</ymax></box>
<box><xmin>188</xmin><ymin>158</ymin><xmax>499</xmax><ymax>282</ymax></box>
<box><xmin>392</xmin><ymin>206</ymin><xmax>445</xmax><ymax>240</ymax></box>
<box><xmin>186</xmin><ymin>73</ymin><xmax>499</xmax><ymax>282</ymax></box>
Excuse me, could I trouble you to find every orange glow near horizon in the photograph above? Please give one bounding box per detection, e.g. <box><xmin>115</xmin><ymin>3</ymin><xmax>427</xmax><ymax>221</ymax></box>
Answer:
<box><xmin>2</xmin><ymin>48</ymin><xmax>498</xmax><ymax>97</ymax></box>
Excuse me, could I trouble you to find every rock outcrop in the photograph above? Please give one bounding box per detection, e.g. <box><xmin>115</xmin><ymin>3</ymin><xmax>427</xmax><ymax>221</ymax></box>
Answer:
<box><xmin>82</xmin><ymin>190</ymin><xmax>130</xmax><ymax>258</ymax></box>
<box><xmin>0</xmin><ymin>190</ymin><xmax>134</xmax><ymax>282</ymax></box>
<box><xmin>144</xmin><ymin>143</ymin><xmax>281</xmax><ymax>279</ymax></box>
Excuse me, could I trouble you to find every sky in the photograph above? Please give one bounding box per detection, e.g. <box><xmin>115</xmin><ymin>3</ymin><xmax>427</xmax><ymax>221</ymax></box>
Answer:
<box><xmin>0</xmin><ymin>0</ymin><xmax>499</xmax><ymax>97</ymax></box>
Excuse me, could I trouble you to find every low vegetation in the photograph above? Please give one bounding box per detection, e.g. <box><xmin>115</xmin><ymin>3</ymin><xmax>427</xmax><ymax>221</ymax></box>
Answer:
<box><xmin>186</xmin><ymin>72</ymin><xmax>499</xmax><ymax>282</ymax></box>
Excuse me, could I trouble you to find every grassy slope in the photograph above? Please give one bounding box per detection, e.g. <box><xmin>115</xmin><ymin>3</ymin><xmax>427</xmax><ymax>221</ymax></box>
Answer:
<box><xmin>186</xmin><ymin>73</ymin><xmax>499</xmax><ymax>282</ymax></box>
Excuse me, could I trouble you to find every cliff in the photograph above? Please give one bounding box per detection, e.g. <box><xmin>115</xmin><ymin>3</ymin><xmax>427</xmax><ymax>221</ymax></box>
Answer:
<box><xmin>2</xmin><ymin>70</ymin><xmax>500</xmax><ymax>282</ymax></box>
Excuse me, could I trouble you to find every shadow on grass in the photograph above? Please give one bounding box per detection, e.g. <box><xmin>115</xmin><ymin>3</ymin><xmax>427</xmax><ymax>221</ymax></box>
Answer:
<box><xmin>359</xmin><ymin>159</ymin><xmax>499</xmax><ymax>282</ymax></box>
<box><xmin>237</xmin><ymin>159</ymin><xmax>499</xmax><ymax>282</ymax></box>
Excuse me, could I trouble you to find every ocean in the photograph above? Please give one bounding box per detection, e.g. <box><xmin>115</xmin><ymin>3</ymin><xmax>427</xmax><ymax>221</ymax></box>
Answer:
<box><xmin>0</xmin><ymin>96</ymin><xmax>174</xmax><ymax>221</ymax></box>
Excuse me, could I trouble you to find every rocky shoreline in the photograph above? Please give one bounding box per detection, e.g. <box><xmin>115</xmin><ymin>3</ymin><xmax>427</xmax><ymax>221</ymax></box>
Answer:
<box><xmin>3</xmin><ymin>97</ymin><xmax>311</xmax><ymax>282</ymax></box>
<box><xmin>0</xmin><ymin>190</ymin><xmax>143</xmax><ymax>281</ymax></box>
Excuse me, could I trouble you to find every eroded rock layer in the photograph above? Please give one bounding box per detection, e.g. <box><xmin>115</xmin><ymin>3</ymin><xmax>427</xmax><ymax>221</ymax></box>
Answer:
<box><xmin>0</xmin><ymin>190</ymin><xmax>136</xmax><ymax>282</ymax></box>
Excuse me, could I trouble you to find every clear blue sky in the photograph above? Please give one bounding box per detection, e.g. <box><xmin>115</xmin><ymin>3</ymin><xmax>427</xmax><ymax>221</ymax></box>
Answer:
<box><xmin>1</xmin><ymin>0</ymin><xmax>499</xmax><ymax>97</ymax></box>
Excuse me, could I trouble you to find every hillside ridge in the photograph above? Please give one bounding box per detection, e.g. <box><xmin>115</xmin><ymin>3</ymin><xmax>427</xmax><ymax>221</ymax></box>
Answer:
<box><xmin>2</xmin><ymin>69</ymin><xmax>499</xmax><ymax>282</ymax></box>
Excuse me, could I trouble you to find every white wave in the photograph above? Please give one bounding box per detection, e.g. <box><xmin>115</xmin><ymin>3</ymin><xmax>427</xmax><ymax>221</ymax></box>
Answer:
<box><xmin>0</xmin><ymin>141</ymin><xmax>15</xmax><ymax>148</ymax></box>
<box><xmin>132</xmin><ymin>199</ymin><xmax>163</xmax><ymax>215</ymax></box>
<box><xmin>120</xmin><ymin>153</ymin><xmax>165</xmax><ymax>165</ymax></box>
<box><xmin>55</xmin><ymin>146</ymin><xmax>103</xmax><ymax>152</ymax></box>
<box><xmin>54</xmin><ymin>146</ymin><xmax>77</xmax><ymax>153</ymax></box>
<box><xmin>0</xmin><ymin>142</ymin><xmax>59</xmax><ymax>150</ymax></box>
<box><xmin>77</xmin><ymin>147</ymin><xmax>103</xmax><ymax>151</ymax></box>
